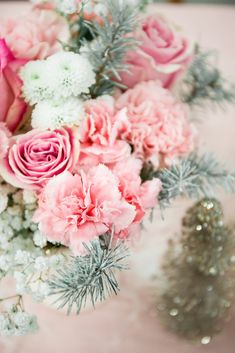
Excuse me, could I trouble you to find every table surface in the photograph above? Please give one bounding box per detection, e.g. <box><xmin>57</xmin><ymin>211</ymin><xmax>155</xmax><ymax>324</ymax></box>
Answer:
<box><xmin>1</xmin><ymin>2</ymin><xmax>235</xmax><ymax>353</ymax></box>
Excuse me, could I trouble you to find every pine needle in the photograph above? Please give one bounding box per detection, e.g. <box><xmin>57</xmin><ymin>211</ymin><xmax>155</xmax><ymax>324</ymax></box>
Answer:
<box><xmin>181</xmin><ymin>46</ymin><xmax>235</xmax><ymax>108</ymax></box>
<box><xmin>49</xmin><ymin>236</ymin><xmax>129</xmax><ymax>314</ymax></box>
<box><xmin>81</xmin><ymin>0</ymin><xmax>138</xmax><ymax>97</ymax></box>
<box><xmin>156</xmin><ymin>153</ymin><xmax>235</xmax><ymax>206</ymax></box>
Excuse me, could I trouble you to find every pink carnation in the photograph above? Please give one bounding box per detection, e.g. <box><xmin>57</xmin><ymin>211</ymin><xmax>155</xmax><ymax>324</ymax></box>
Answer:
<box><xmin>0</xmin><ymin>9</ymin><xmax>68</xmax><ymax>60</ymax></box>
<box><xmin>120</xmin><ymin>14</ymin><xmax>192</xmax><ymax>89</ymax></box>
<box><xmin>79</xmin><ymin>96</ymin><xmax>131</xmax><ymax>168</ymax></box>
<box><xmin>0</xmin><ymin>127</ymin><xmax>79</xmax><ymax>190</ymax></box>
<box><xmin>34</xmin><ymin>165</ymin><xmax>136</xmax><ymax>255</ymax></box>
<box><xmin>112</xmin><ymin>157</ymin><xmax>162</xmax><ymax>238</ymax></box>
<box><xmin>0</xmin><ymin>123</ymin><xmax>11</xmax><ymax>159</ymax></box>
<box><xmin>116</xmin><ymin>81</ymin><xmax>195</xmax><ymax>166</ymax></box>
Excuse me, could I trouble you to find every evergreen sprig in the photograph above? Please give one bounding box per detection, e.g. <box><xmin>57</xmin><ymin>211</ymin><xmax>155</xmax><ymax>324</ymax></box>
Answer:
<box><xmin>157</xmin><ymin>153</ymin><xmax>235</xmax><ymax>205</ymax></box>
<box><xmin>181</xmin><ymin>46</ymin><xmax>235</xmax><ymax>108</ymax></box>
<box><xmin>49</xmin><ymin>236</ymin><xmax>129</xmax><ymax>314</ymax></box>
<box><xmin>139</xmin><ymin>0</ymin><xmax>152</xmax><ymax>10</ymax></box>
<box><xmin>82</xmin><ymin>0</ymin><xmax>138</xmax><ymax>97</ymax></box>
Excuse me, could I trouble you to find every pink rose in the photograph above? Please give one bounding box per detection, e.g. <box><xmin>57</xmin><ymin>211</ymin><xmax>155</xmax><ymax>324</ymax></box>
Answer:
<box><xmin>0</xmin><ymin>39</ymin><xmax>27</xmax><ymax>132</ymax></box>
<box><xmin>79</xmin><ymin>96</ymin><xmax>131</xmax><ymax>168</ymax></box>
<box><xmin>34</xmin><ymin>165</ymin><xmax>136</xmax><ymax>255</ymax></box>
<box><xmin>0</xmin><ymin>123</ymin><xmax>11</xmax><ymax>159</ymax></box>
<box><xmin>0</xmin><ymin>127</ymin><xmax>79</xmax><ymax>190</ymax></box>
<box><xmin>116</xmin><ymin>81</ymin><xmax>195</xmax><ymax>166</ymax></box>
<box><xmin>120</xmin><ymin>15</ymin><xmax>192</xmax><ymax>89</ymax></box>
<box><xmin>0</xmin><ymin>9</ymin><xmax>67</xmax><ymax>60</ymax></box>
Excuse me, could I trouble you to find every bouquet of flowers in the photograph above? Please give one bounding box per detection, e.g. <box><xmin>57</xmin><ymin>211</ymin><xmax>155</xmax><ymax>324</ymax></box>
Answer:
<box><xmin>0</xmin><ymin>0</ymin><xmax>234</xmax><ymax>337</ymax></box>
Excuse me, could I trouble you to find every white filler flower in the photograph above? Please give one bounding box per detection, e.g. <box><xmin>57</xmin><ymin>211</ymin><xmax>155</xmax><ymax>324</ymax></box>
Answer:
<box><xmin>54</xmin><ymin>0</ymin><xmax>79</xmax><ymax>14</ymax></box>
<box><xmin>21</xmin><ymin>51</ymin><xmax>96</xmax><ymax>104</ymax></box>
<box><xmin>47</xmin><ymin>51</ymin><xmax>96</xmax><ymax>98</ymax></box>
<box><xmin>20</xmin><ymin>61</ymin><xmax>53</xmax><ymax>105</ymax></box>
<box><xmin>32</xmin><ymin>97</ymin><xmax>85</xmax><ymax>129</ymax></box>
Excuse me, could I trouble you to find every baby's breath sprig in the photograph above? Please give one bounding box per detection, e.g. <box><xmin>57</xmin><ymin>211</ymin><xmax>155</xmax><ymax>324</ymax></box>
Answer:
<box><xmin>0</xmin><ymin>295</ymin><xmax>38</xmax><ymax>336</ymax></box>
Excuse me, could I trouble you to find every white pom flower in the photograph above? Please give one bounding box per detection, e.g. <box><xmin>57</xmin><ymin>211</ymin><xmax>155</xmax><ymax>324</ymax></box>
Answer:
<box><xmin>47</xmin><ymin>51</ymin><xmax>96</xmax><ymax>98</ymax></box>
<box><xmin>55</xmin><ymin>0</ymin><xmax>79</xmax><ymax>14</ymax></box>
<box><xmin>32</xmin><ymin>97</ymin><xmax>85</xmax><ymax>130</ymax></box>
<box><xmin>20</xmin><ymin>61</ymin><xmax>53</xmax><ymax>105</ymax></box>
<box><xmin>21</xmin><ymin>52</ymin><xmax>95</xmax><ymax>104</ymax></box>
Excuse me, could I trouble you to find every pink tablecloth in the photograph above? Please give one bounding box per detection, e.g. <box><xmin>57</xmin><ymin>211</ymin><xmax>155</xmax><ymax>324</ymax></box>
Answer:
<box><xmin>1</xmin><ymin>2</ymin><xmax>235</xmax><ymax>353</ymax></box>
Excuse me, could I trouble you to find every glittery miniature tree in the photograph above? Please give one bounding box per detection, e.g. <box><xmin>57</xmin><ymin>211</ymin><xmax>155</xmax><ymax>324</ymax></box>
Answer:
<box><xmin>158</xmin><ymin>198</ymin><xmax>235</xmax><ymax>344</ymax></box>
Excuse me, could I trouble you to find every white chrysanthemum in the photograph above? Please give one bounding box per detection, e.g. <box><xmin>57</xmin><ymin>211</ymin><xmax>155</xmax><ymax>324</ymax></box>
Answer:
<box><xmin>20</xmin><ymin>61</ymin><xmax>53</xmax><ymax>105</ymax></box>
<box><xmin>47</xmin><ymin>51</ymin><xmax>96</xmax><ymax>98</ymax></box>
<box><xmin>32</xmin><ymin>97</ymin><xmax>85</xmax><ymax>130</ymax></box>
<box><xmin>54</xmin><ymin>0</ymin><xmax>79</xmax><ymax>14</ymax></box>
<box><xmin>21</xmin><ymin>52</ymin><xmax>95</xmax><ymax>105</ymax></box>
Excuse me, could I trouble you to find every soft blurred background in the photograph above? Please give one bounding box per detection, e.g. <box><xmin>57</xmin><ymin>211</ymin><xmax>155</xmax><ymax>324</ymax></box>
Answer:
<box><xmin>0</xmin><ymin>0</ymin><xmax>235</xmax><ymax>353</ymax></box>
<box><xmin>2</xmin><ymin>0</ymin><xmax>235</xmax><ymax>3</ymax></box>
<box><xmin>157</xmin><ymin>0</ymin><xmax>235</xmax><ymax>3</ymax></box>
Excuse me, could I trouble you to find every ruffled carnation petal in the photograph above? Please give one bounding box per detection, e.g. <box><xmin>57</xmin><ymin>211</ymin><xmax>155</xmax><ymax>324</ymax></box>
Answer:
<box><xmin>34</xmin><ymin>165</ymin><xmax>137</xmax><ymax>255</ymax></box>
<box><xmin>116</xmin><ymin>80</ymin><xmax>195</xmax><ymax>166</ymax></box>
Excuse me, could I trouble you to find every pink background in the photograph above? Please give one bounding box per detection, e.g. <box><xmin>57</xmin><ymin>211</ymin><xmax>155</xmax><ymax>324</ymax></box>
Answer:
<box><xmin>1</xmin><ymin>2</ymin><xmax>235</xmax><ymax>353</ymax></box>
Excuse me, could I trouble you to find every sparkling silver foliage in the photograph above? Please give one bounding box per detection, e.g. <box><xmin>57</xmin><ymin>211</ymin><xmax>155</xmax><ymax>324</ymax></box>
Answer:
<box><xmin>157</xmin><ymin>153</ymin><xmax>235</xmax><ymax>206</ymax></box>
<box><xmin>50</xmin><ymin>236</ymin><xmax>129</xmax><ymax>314</ymax></box>
<box><xmin>181</xmin><ymin>46</ymin><xmax>235</xmax><ymax>108</ymax></box>
<box><xmin>81</xmin><ymin>0</ymin><xmax>138</xmax><ymax>97</ymax></box>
